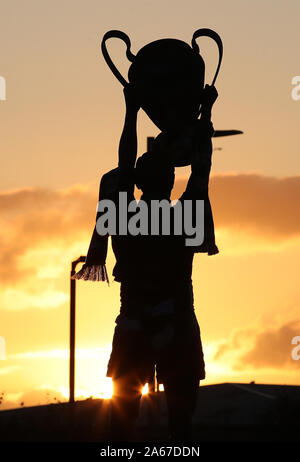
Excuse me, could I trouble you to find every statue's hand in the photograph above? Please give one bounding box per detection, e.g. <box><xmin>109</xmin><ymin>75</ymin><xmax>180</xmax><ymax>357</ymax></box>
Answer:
<box><xmin>123</xmin><ymin>83</ymin><xmax>141</xmax><ymax>113</ymax></box>
<box><xmin>201</xmin><ymin>84</ymin><xmax>218</xmax><ymax>110</ymax></box>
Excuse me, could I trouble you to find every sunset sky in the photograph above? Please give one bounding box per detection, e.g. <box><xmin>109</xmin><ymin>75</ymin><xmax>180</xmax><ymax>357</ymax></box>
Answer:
<box><xmin>1</xmin><ymin>0</ymin><xmax>300</xmax><ymax>410</ymax></box>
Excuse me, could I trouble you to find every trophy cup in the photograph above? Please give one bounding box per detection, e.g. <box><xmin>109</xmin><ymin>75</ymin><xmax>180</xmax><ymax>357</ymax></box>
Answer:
<box><xmin>101</xmin><ymin>29</ymin><xmax>241</xmax><ymax>166</ymax></box>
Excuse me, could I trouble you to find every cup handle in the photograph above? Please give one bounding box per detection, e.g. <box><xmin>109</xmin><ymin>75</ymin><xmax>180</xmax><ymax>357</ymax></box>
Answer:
<box><xmin>101</xmin><ymin>30</ymin><xmax>135</xmax><ymax>87</ymax></box>
<box><xmin>191</xmin><ymin>28</ymin><xmax>223</xmax><ymax>86</ymax></box>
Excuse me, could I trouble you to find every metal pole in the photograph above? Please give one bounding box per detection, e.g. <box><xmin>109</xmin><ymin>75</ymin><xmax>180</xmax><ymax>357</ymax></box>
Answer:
<box><xmin>69</xmin><ymin>256</ymin><xmax>86</xmax><ymax>403</ymax></box>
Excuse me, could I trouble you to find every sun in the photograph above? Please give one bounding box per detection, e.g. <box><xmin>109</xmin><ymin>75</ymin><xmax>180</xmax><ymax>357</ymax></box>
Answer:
<box><xmin>100</xmin><ymin>377</ymin><xmax>113</xmax><ymax>400</ymax></box>
<box><xmin>142</xmin><ymin>383</ymin><xmax>149</xmax><ymax>395</ymax></box>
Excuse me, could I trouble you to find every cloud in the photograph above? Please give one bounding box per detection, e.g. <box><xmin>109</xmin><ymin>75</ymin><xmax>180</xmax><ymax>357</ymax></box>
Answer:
<box><xmin>0</xmin><ymin>365</ymin><xmax>21</xmax><ymax>375</ymax></box>
<box><xmin>0</xmin><ymin>388</ymin><xmax>67</xmax><ymax>410</ymax></box>
<box><xmin>213</xmin><ymin>327</ymin><xmax>256</xmax><ymax>360</ymax></box>
<box><xmin>214</xmin><ymin>319</ymin><xmax>300</xmax><ymax>371</ymax></box>
<box><xmin>237</xmin><ymin>320</ymin><xmax>300</xmax><ymax>369</ymax></box>
<box><xmin>0</xmin><ymin>184</ymin><xmax>97</xmax><ymax>286</ymax></box>
<box><xmin>173</xmin><ymin>173</ymin><xmax>300</xmax><ymax>240</ymax></box>
<box><xmin>9</xmin><ymin>346</ymin><xmax>111</xmax><ymax>360</ymax></box>
<box><xmin>1</xmin><ymin>288</ymin><xmax>68</xmax><ymax>310</ymax></box>
<box><xmin>1</xmin><ymin>173</ymin><xmax>300</xmax><ymax>293</ymax></box>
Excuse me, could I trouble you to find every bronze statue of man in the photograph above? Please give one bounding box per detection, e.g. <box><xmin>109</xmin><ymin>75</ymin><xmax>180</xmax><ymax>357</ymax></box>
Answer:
<box><xmin>74</xmin><ymin>30</ymin><xmax>220</xmax><ymax>441</ymax></box>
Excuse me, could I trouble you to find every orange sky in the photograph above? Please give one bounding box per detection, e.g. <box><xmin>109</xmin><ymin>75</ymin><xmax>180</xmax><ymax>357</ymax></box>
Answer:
<box><xmin>1</xmin><ymin>0</ymin><xmax>300</xmax><ymax>409</ymax></box>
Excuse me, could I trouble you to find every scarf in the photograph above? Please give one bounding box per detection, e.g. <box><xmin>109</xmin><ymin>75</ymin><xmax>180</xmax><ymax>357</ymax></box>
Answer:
<box><xmin>72</xmin><ymin>128</ymin><xmax>219</xmax><ymax>284</ymax></box>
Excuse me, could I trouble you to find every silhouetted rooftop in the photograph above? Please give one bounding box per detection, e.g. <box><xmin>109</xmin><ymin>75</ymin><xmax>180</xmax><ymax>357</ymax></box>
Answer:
<box><xmin>1</xmin><ymin>382</ymin><xmax>299</xmax><ymax>442</ymax></box>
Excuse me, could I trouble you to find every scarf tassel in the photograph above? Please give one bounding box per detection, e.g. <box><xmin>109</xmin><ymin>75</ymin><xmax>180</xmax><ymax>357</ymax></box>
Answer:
<box><xmin>71</xmin><ymin>264</ymin><xmax>109</xmax><ymax>284</ymax></box>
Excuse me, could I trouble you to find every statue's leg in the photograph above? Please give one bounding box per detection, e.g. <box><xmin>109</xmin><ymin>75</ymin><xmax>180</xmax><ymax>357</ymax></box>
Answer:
<box><xmin>108</xmin><ymin>371</ymin><xmax>143</xmax><ymax>442</ymax></box>
<box><xmin>105</xmin><ymin>311</ymin><xmax>154</xmax><ymax>441</ymax></box>
<box><xmin>163</xmin><ymin>375</ymin><xmax>199</xmax><ymax>441</ymax></box>
<box><xmin>156</xmin><ymin>310</ymin><xmax>203</xmax><ymax>441</ymax></box>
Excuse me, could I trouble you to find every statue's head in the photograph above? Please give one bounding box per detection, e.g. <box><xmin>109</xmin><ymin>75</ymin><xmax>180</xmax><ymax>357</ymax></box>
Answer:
<box><xmin>135</xmin><ymin>151</ymin><xmax>175</xmax><ymax>200</ymax></box>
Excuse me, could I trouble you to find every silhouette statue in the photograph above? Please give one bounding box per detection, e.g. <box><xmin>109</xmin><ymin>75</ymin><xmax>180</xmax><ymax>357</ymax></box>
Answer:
<box><xmin>73</xmin><ymin>29</ymin><xmax>221</xmax><ymax>441</ymax></box>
